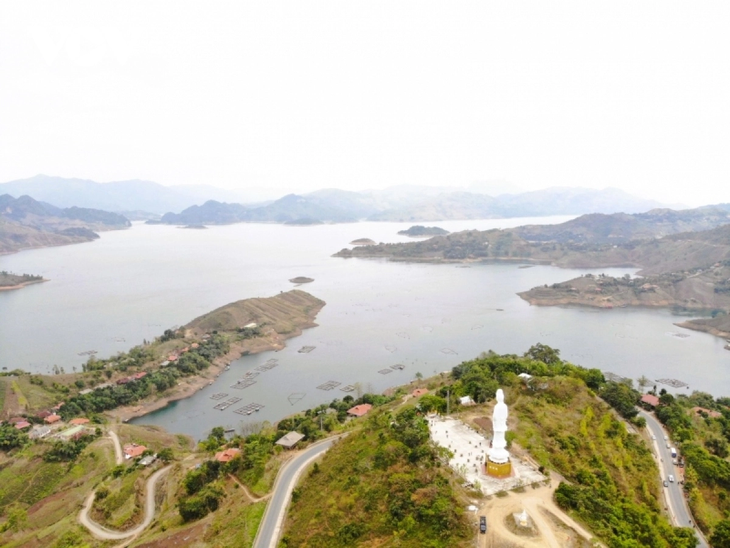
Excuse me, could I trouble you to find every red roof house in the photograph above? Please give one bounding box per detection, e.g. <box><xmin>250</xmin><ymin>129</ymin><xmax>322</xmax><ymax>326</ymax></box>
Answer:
<box><xmin>214</xmin><ymin>448</ymin><xmax>241</xmax><ymax>463</ymax></box>
<box><xmin>641</xmin><ymin>394</ymin><xmax>660</xmax><ymax>408</ymax></box>
<box><xmin>123</xmin><ymin>444</ymin><xmax>147</xmax><ymax>459</ymax></box>
<box><xmin>44</xmin><ymin>414</ymin><xmax>62</xmax><ymax>424</ymax></box>
<box><xmin>15</xmin><ymin>421</ymin><xmax>31</xmax><ymax>429</ymax></box>
<box><xmin>347</xmin><ymin>404</ymin><xmax>373</xmax><ymax>417</ymax></box>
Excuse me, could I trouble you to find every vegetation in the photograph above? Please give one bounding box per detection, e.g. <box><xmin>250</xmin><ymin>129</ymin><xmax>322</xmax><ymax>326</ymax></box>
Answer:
<box><xmin>283</xmin><ymin>406</ymin><xmax>470</xmax><ymax>547</ymax></box>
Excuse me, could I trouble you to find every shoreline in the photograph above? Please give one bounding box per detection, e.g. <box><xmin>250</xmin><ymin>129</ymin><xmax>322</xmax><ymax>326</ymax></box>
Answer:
<box><xmin>0</xmin><ymin>278</ymin><xmax>48</xmax><ymax>291</ymax></box>
<box><xmin>108</xmin><ymin>310</ymin><xmax>323</xmax><ymax>424</ymax></box>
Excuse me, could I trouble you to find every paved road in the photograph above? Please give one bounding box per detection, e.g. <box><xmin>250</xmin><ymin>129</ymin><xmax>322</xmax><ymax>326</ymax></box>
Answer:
<box><xmin>639</xmin><ymin>409</ymin><xmax>708</xmax><ymax>548</ymax></box>
<box><xmin>253</xmin><ymin>437</ymin><xmax>340</xmax><ymax>548</ymax></box>
<box><xmin>79</xmin><ymin>465</ymin><xmax>171</xmax><ymax>541</ymax></box>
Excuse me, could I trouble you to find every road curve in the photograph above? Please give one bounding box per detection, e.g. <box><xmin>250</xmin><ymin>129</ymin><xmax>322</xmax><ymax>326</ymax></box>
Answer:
<box><xmin>79</xmin><ymin>465</ymin><xmax>172</xmax><ymax>541</ymax></box>
<box><xmin>254</xmin><ymin>436</ymin><xmax>342</xmax><ymax>548</ymax></box>
<box><xmin>639</xmin><ymin>409</ymin><xmax>708</xmax><ymax>548</ymax></box>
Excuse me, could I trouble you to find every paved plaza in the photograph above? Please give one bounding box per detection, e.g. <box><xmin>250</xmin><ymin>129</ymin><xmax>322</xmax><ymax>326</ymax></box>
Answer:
<box><xmin>428</xmin><ymin>415</ymin><xmax>546</xmax><ymax>495</ymax></box>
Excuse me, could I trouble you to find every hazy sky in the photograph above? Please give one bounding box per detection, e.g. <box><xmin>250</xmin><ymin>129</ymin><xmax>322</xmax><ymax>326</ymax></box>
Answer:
<box><xmin>1</xmin><ymin>2</ymin><xmax>729</xmax><ymax>206</ymax></box>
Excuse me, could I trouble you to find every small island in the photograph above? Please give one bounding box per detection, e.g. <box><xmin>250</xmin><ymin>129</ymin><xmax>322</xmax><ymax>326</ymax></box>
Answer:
<box><xmin>180</xmin><ymin>224</ymin><xmax>208</xmax><ymax>229</ymax></box>
<box><xmin>289</xmin><ymin>276</ymin><xmax>314</xmax><ymax>284</ymax></box>
<box><xmin>0</xmin><ymin>271</ymin><xmax>46</xmax><ymax>291</ymax></box>
<box><xmin>350</xmin><ymin>238</ymin><xmax>376</xmax><ymax>245</ymax></box>
<box><xmin>397</xmin><ymin>225</ymin><xmax>449</xmax><ymax>237</ymax></box>
<box><xmin>284</xmin><ymin>218</ymin><xmax>324</xmax><ymax>226</ymax></box>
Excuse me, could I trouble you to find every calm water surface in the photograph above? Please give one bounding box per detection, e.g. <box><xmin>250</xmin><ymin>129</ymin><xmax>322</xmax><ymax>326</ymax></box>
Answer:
<box><xmin>1</xmin><ymin>217</ymin><xmax>727</xmax><ymax>441</ymax></box>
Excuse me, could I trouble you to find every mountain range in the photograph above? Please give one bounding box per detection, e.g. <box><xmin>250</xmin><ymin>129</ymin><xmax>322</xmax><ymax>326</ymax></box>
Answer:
<box><xmin>1</xmin><ymin>175</ymin><xmax>675</xmax><ymax>222</ymax></box>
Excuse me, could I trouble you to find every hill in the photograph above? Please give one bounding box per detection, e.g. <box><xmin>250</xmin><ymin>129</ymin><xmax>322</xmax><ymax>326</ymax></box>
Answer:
<box><xmin>0</xmin><ymin>217</ymin><xmax>98</xmax><ymax>255</ymax></box>
<box><xmin>513</xmin><ymin>206</ymin><xmax>730</xmax><ymax>244</ymax></box>
<box><xmin>397</xmin><ymin>225</ymin><xmax>449</xmax><ymax>237</ymax></box>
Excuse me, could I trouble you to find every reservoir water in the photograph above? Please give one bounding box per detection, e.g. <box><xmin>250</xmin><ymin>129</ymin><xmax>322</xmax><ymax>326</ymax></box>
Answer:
<box><xmin>1</xmin><ymin>218</ymin><xmax>728</xmax><ymax>441</ymax></box>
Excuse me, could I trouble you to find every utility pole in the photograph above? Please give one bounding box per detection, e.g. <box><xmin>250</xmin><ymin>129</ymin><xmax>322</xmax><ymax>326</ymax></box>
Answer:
<box><xmin>447</xmin><ymin>389</ymin><xmax>450</xmax><ymax>416</ymax></box>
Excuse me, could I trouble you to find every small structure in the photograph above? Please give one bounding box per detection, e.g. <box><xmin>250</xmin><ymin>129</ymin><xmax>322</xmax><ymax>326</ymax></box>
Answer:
<box><xmin>276</xmin><ymin>431</ymin><xmax>305</xmax><ymax>449</ymax></box>
<box><xmin>518</xmin><ymin>373</ymin><xmax>533</xmax><ymax>381</ymax></box>
<box><xmin>69</xmin><ymin>417</ymin><xmax>90</xmax><ymax>425</ymax></box>
<box><xmin>459</xmin><ymin>395</ymin><xmax>474</xmax><ymax>406</ymax></box>
<box><xmin>123</xmin><ymin>443</ymin><xmax>147</xmax><ymax>459</ymax></box>
<box><xmin>640</xmin><ymin>394</ymin><xmax>660</xmax><ymax>409</ymax></box>
<box><xmin>58</xmin><ymin>425</ymin><xmax>87</xmax><ymax>440</ymax></box>
<box><xmin>347</xmin><ymin>403</ymin><xmax>372</xmax><ymax>417</ymax></box>
<box><xmin>29</xmin><ymin>426</ymin><xmax>52</xmax><ymax>439</ymax></box>
<box><xmin>214</xmin><ymin>448</ymin><xmax>241</xmax><ymax>463</ymax></box>
<box><xmin>139</xmin><ymin>454</ymin><xmax>157</xmax><ymax>466</ymax></box>
<box><xmin>244</xmin><ymin>322</ymin><xmax>258</xmax><ymax>329</ymax></box>
<box><xmin>14</xmin><ymin>421</ymin><xmax>31</xmax><ymax>430</ymax></box>
<box><xmin>412</xmin><ymin>388</ymin><xmax>428</xmax><ymax>397</ymax></box>
<box><xmin>44</xmin><ymin>414</ymin><xmax>62</xmax><ymax>424</ymax></box>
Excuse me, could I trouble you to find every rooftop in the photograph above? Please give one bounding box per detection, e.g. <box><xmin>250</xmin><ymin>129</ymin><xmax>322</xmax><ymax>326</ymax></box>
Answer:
<box><xmin>214</xmin><ymin>448</ymin><xmax>242</xmax><ymax>462</ymax></box>
<box><xmin>641</xmin><ymin>394</ymin><xmax>660</xmax><ymax>407</ymax></box>
<box><xmin>276</xmin><ymin>431</ymin><xmax>305</xmax><ymax>448</ymax></box>
<box><xmin>347</xmin><ymin>403</ymin><xmax>373</xmax><ymax>417</ymax></box>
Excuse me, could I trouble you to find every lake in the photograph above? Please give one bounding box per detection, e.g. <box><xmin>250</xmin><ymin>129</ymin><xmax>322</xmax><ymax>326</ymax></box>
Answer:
<box><xmin>2</xmin><ymin>217</ymin><xmax>728</xmax><ymax>441</ymax></box>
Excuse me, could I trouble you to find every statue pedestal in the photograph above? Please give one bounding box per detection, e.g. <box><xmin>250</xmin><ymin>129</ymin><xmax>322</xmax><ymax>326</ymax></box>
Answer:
<box><xmin>486</xmin><ymin>458</ymin><xmax>512</xmax><ymax>478</ymax></box>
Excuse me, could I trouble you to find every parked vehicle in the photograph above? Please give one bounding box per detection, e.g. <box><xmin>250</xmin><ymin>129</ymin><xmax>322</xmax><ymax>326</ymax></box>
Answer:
<box><xmin>669</xmin><ymin>475</ymin><xmax>675</xmax><ymax>482</ymax></box>
<box><xmin>670</xmin><ymin>447</ymin><xmax>677</xmax><ymax>458</ymax></box>
<box><xmin>480</xmin><ymin>516</ymin><xmax>487</xmax><ymax>533</ymax></box>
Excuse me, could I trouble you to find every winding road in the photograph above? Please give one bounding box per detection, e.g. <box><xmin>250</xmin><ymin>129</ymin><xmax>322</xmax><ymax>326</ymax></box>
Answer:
<box><xmin>78</xmin><ymin>429</ymin><xmax>171</xmax><ymax>541</ymax></box>
<box><xmin>639</xmin><ymin>409</ymin><xmax>708</xmax><ymax>548</ymax></box>
<box><xmin>253</xmin><ymin>436</ymin><xmax>341</xmax><ymax>548</ymax></box>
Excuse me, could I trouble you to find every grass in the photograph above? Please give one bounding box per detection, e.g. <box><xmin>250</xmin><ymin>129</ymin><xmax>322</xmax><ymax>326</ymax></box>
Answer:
<box><xmin>15</xmin><ymin>376</ymin><xmax>55</xmax><ymax>410</ymax></box>
<box><xmin>0</xmin><ymin>378</ymin><xmax>7</xmax><ymax>416</ymax></box>
<box><xmin>118</xmin><ymin>423</ymin><xmax>194</xmax><ymax>455</ymax></box>
<box><xmin>206</xmin><ymin>498</ymin><xmax>267</xmax><ymax>547</ymax></box>
<box><xmin>10</xmin><ymin>380</ymin><xmax>27</xmax><ymax>408</ymax></box>
<box><xmin>93</xmin><ymin>469</ymin><xmax>144</xmax><ymax>530</ymax></box>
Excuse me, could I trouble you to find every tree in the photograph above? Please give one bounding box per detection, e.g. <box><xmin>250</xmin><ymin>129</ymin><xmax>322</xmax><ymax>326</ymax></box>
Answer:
<box><xmin>637</xmin><ymin>375</ymin><xmax>650</xmax><ymax>392</ymax></box>
<box><xmin>710</xmin><ymin>519</ymin><xmax>730</xmax><ymax>548</ymax></box>
<box><xmin>158</xmin><ymin>447</ymin><xmax>174</xmax><ymax>462</ymax></box>
<box><xmin>524</xmin><ymin>343</ymin><xmax>561</xmax><ymax>365</ymax></box>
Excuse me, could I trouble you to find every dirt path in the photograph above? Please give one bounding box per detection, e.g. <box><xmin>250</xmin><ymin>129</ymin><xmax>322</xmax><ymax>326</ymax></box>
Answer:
<box><xmin>479</xmin><ymin>472</ymin><xmax>602</xmax><ymax>548</ymax></box>
<box><xmin>78</xmin><ymin>465</ymin><xmax>171</xmax><ymax>541</ymax></box>
<box><xmin>109</xmin><ymin>429</ymin><xmax>123</xmax><ymax>465</ymax></box>
<box><xmin>228</xmin><ymin>474</ymin><xmax>270</xmax><ymax>503</ymax></box>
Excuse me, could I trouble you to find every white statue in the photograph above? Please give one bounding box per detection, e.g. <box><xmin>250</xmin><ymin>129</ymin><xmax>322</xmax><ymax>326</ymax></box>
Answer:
<box><xmin>489</xmin><ymin>388</ymin><xmax>510</xmax><ymax>463</ymax></box>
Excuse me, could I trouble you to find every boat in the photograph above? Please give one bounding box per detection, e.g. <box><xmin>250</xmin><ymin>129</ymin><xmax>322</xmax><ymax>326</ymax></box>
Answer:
<box><xmin>246</xmin><ymin>410</ymin><xmax>252</xmax><ymax>415</ymax></box>
<box><xmin>226</xmin><ymin>365</ymin><xmax>230</xmax><ymax>371</ymax></box>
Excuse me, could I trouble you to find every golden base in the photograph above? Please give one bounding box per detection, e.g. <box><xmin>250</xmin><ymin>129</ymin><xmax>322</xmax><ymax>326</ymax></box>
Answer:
<box><xmin>487</xmin><ymin>459</ymin><xmax>512</xmax><ymax>478</ymax></box>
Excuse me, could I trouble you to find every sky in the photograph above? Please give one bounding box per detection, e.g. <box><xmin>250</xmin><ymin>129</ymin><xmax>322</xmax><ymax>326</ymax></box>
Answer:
<box><xmin>1</xmin><ymin>2</ymin><xmax>729</xmax><ymax>206</ymax></box>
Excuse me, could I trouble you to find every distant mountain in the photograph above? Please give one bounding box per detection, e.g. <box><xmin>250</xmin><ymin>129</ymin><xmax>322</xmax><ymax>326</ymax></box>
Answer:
<box><xmin>367</xmin><ymin>187</ymin><xmax>668</xmax><ymax>221</ymax></box>
<box><xmin>0</xmin><ymin>175</ymin><xmax>258</xmax><ymax>215</ymax></box>
<box><xmin>512</xmin><ymin>206</ymin><xmax>730</xmax><ymax>244</ymax></box>
<box><xmin>0</xmin><ymin>194</ymin><xmax>130</xmax><ymax>231</ymax></box>
<box><xmin>159</xmin><ymin>193</ymin><xmax>364</xmax><ymax>225</ymax></box>
<box><xmin>0</xmin><ymin>194</ymin><xmax>130</xmax><ymax>254</ymax></box>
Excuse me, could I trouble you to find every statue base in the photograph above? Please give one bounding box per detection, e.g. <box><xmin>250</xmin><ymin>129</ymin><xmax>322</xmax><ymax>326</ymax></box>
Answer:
<box><xmin>486</xmin><ymin>458</ymin><xmax>512</xmax><ymax>478</ymax></box>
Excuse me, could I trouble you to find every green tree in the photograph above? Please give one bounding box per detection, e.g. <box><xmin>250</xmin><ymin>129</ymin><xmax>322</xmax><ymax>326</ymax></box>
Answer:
<box><xmin>524</xmin><ymin>343</ymin><xmax>561</xmax><ymax>365</ymax></box>
<box><xmin>710</xmin><ymin>519</ymin><xmax>730</xmax><ymax>548</ymax></box>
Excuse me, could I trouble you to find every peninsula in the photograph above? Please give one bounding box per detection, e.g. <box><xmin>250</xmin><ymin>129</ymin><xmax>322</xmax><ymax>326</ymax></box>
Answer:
<box><xmin>0</xmin><ymin>290</ymin><xmax>325</xmax><ymax>423</ymax></box>
<box><xmin>0</xmin><ymin>271</ymin><xmax>45</xmax><ymax>291</ymax></box>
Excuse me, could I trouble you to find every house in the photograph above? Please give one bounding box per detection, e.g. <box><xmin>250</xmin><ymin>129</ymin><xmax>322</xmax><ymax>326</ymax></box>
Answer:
<box><xmin>275</xmin><ymin>431</ymin><xmax>305</xmax><ymax>449</ymax></box>
<box><xmin>214</xmin><ymin>448</ymin><xmax>241</xmax><ymax>463</ymax></box>
<box><xmin>29</xmin><ymin>426</ymin><xmax>52</xmax><ymax>439</ymax></box>
<box><xmin>139</xmin><ymin>454</ymin><xmax>157</xmax><ymax>466</ymax></box>
<box><xmin>58</xmin><ymin>425</ymin><xmax>87</xmax><ymax>440</ymax></box>
<box><xmin>412</xmin><ymin>388</ymin><xmax>429</xmax><ymax>397</ymax></box>
<box><xmin>132</xmin><ymin>372</ymin><xmax>147</xmax><ymax>380</ymax></box>
<box><xmin>640</xmin><ymin>394</ymin><xmax>660</xmax><ymax>408</ymax></box>
<box><xmin>44</xmin><ymin>414</ymin><xmax>62</xmax><ymax>424</ymax></box>
<box><xmin>459</xmin><ymin>395</ymin><xmax>474</xmax><ymax>406</ymax></box>
<box><xmin>518</xmin><ymin>373</ymin><xmax>533</xmax><ymax>381</ymax></box>
<box><xmin>14</xmin><ymin>421</ymin><xmax>31</xmax><ymax>430</ymax></box>
<box><xmin>36</xmin><ymin>410</ymin><xmax>52</xmax><ymax>419</ymax></box>
<box><xmin>69</xmin><ymin>417</ymin><xmax>90</xmax><ymax>426</ymax></box>
<box><xmin>123</xmin><ymin>443</ymin><xmax>147</xmax><ymax>459</ymax></box>
<box><xmin>347</xmin><ymin>404</ymin><xmax>372</xmax><ymax>417</ymax></box>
